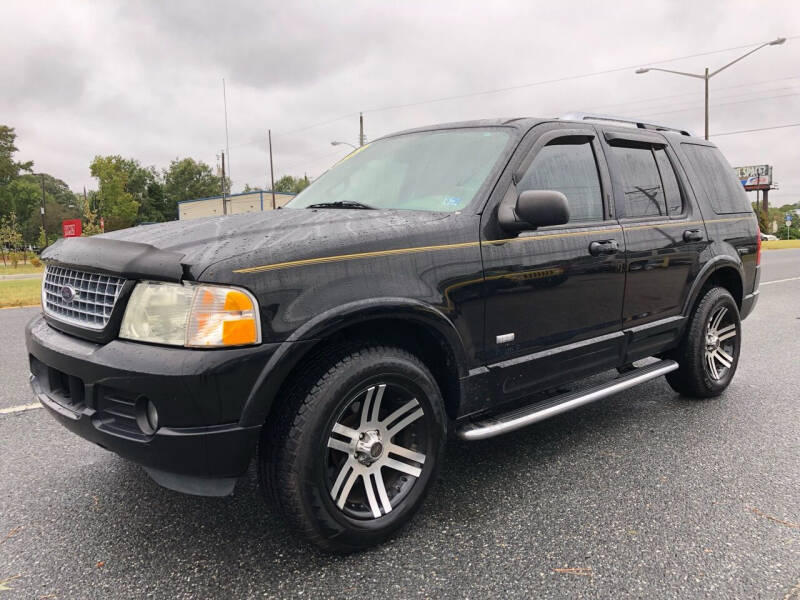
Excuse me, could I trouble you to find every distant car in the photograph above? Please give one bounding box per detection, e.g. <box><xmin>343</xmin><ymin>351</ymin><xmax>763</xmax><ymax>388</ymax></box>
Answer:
<box><xmin>761</xmin><ymin>233</ymin><xmax>778</xmax><ymax>241</ymax></box>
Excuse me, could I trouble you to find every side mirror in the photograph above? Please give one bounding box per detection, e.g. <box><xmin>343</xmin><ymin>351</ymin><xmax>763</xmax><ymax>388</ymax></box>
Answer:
<box><xmin>500</xmin><ymin>190</ymin><xmax>569</xmax><ymax>231</ymax></box>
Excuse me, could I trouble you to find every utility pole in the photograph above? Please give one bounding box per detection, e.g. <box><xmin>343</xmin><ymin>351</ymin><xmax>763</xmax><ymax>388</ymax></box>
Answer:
<box><xmin>268</xmin><ymin>129</ymin><xmax>276</xmax><ymax>209</ymax></box>
<box><xmin>221</xmin><ymin>151</ymin><xmax>227</xmax><ymax>215</ymax></box>
<box><xmin>40</xmin><ymin>174</ymin><xmax>47</xmax><ymax>247</ymax></box>
<box><xmin>704</xmin><ymin>67</ymin><xmax>709</xmax><ymax>140</ymax></box>
<box><xmin>359</xmin><ymin>112</ymin><xmax>365</xmax><ymax>147</ymax></box>
<box><xmin>223</xmin><ymin>78</ymin><xmax>231</xmax><ymax>193</ymax></box>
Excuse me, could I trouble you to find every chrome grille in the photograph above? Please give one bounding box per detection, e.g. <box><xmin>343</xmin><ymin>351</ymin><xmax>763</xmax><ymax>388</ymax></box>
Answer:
<box><xmin>43</xmin><ymin>266</ymin><xmax>126</xmax><ymax>330</ymax></box>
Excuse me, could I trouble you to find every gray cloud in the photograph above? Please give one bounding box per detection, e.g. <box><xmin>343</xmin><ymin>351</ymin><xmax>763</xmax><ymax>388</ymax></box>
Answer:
<box><xmin>2</xmin><ymin>0</ymin><xmax>799</xmax><ymax>206</ymax></box>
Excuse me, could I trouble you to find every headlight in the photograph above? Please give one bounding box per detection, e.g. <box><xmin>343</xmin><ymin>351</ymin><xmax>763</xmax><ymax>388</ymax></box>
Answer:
<box><xmin>119</xmin><ymin>281</ymin><xmax>261</xmax><ymax>348</ymax></box>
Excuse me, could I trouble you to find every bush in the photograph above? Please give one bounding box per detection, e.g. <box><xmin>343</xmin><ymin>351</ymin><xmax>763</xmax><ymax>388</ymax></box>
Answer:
<box><xmin>8</xmin><ymin>252</ymin><xmax>20</xmax><ymax>268</ymax></box>
<box><xmin>31</xmin><ymin>256</ymin><xmax>42</xmax><ymax>268</ymax></box>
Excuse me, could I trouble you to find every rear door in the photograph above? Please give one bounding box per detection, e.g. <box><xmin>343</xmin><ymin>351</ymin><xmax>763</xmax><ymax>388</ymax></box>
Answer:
<box><xmin>597</xmin><ymin>128</ymin><xmax>708</xmax><ymax>362</ymax></box>
<box><xmin>480</xmin><ymin>122</ymin><xmax>626</xmax><ymax>404</ymax></box>
<box><xmin>678</xmin><ymin>142</ymin><xmax>760</xmax><ymax>300</ymax></box>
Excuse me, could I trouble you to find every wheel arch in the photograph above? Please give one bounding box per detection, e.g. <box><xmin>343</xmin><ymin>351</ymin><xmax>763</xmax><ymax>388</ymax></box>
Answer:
<box><xmin>239</xmin><ymin>299</ymin><xmax>469</xmax><ymax>428</ymax></box>
<box><xmin>683</xmin><ymin>256</ymin><xmax>744</xmax><ymax>316</ymax></box>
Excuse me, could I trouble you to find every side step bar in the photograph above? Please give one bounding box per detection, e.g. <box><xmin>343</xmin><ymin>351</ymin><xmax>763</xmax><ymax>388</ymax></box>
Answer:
<box><xmin>457</xmin><ymin>359</ymin><xmax>679</xmax><ymax>441</ymax></box>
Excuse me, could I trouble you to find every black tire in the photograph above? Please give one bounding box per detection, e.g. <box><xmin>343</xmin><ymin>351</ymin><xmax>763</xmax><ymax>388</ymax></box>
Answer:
<box><xmin>666</xmin><ymin>286</ymin><xmax>742</xmax><ymax>398</ymax></box>
<box><xmin>259</xmin><ymin>343</ymin><xmax>446</xmax><ymax>552</ymax></box>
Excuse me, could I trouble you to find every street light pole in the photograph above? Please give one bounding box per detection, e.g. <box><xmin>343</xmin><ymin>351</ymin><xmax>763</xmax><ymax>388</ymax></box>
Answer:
<box><xmin>331</xmin><ymin>141</ymin><xmax>358</xmax><ymax>150</ymax></box>
<box><xmin>704</xmin><ymin>67</ymin><xmax>709</xmax><ymax>140</ymax></box>
<box><xmin>635</xmin><ymin>37</ymin><xmax>786</xmax><ymax>140</ymax></box>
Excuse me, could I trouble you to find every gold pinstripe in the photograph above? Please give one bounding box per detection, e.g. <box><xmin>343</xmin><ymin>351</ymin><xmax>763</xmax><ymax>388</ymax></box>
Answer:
<box><xmin>233</xmin><ymin>216</ymin><xmax>755</xmax><ymax>274</ymax></box>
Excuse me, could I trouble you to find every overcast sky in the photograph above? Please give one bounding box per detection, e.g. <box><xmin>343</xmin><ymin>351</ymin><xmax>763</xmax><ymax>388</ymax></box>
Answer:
<box><xmin>3</xmin><ymin>0</ymin><xmax>799</xmax><ymax>210</ymax></box>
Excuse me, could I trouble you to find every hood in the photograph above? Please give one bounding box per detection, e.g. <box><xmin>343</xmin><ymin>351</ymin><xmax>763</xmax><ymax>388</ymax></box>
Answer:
<box><xmin>42</xmin><ymin>208</ymin><xmax>453</xmax><ymax>281</ymax></box>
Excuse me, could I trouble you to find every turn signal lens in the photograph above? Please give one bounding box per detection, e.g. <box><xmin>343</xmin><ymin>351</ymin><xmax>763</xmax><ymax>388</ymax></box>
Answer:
<box><xmin>186</xmin><ymin>286</ymin><xmax>260</xmax><ymax>347</ymax></box>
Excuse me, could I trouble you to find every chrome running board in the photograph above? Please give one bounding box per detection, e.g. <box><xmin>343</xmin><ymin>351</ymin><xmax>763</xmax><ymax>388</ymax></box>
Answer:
<box><xmin>457</xmin><ymin>359</ymin><xmax>679</xmax><ymax>441</ymax></box>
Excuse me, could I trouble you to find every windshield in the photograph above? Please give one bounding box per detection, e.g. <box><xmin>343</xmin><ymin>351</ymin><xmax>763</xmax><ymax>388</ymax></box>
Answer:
<box><xmin>286</xmin><ymin>128</ymin><xmax>511</xmax><ymax>212</ymax></box>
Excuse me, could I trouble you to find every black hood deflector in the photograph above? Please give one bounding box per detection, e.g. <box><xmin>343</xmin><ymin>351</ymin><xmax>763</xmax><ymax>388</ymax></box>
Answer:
<box><xmin>42</xmin><ymin>237</ymin><xmax>186</xmax><ymax>282</ymax></box>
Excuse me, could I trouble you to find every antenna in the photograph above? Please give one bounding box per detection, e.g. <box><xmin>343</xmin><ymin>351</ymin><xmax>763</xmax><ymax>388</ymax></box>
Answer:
<box><xmin>223</xmin><ymin>78</ymin><xmax>231</xmax><ymax>191</ymax></box>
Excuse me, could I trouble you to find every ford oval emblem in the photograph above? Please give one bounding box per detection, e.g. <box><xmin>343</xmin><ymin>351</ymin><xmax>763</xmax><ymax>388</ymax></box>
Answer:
<box><xmin>60</xmin><ymin>285</ymin><xmax>77</xmax><ymax>303</ymax></box>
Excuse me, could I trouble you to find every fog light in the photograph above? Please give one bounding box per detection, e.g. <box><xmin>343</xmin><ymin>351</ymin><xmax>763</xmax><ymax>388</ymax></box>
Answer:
<box><xmin>146</xmin><ymin>400</ymin><xmax>159</xmax><ymax>432</ymax></box>
<box><xmin>135</xmin><ymin>397</ymin><xmax>159</xmax><ymax>435</ymax></box>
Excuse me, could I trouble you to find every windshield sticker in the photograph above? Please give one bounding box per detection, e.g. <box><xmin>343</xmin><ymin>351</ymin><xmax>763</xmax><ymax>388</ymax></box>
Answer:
<box><xmin>443</xmin><ymin>197</ymin><xmax>462</xmax><ymax>208</ymax></box>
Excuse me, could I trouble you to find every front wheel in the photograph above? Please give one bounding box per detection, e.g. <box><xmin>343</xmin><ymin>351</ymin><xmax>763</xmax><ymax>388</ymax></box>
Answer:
<box><xmin>666</xmin><ymin>286</ymin><xmax>742</xmax><ymax>398</ymax></box>
<box><xmin>260</xmin><ymin>344</ymin><xmax>446</xmax><ymax>552</ymax></box>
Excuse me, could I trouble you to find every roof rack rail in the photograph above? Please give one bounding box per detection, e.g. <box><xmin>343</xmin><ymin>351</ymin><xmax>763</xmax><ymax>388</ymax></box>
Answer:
<box><xmin>559</xmin><ymin>112</ymin><xmax>694</xmax><ymax>136</ymax></box>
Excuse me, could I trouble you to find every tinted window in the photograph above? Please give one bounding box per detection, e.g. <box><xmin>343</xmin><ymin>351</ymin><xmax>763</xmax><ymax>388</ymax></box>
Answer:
<box><xmin>518</xmin><ymin>140</ymin><xmax>603</xmax><ymax>222</ymax></box>
<box><xmin>654</xmin><ymin>147</ymin><xmax>683</xmax><ymax>215</ymax></box>
<box><xmin>682</xmin><ymin>144</ymin><xmax>750</xmax><ymax>214</ymax></box>
<box><xmin>611</xmin><ymin>145</ymin><xmax>667</xmax><ymax>218</ymax></box>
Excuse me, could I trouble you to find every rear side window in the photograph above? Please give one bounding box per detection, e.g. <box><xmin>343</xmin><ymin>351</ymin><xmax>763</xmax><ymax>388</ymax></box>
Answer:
<box><xmin>517</xmin><ymin>139</ymin><xmax>603</xmax><ymax>222</ymax></box>
<box><xmin>654</xmin><ymin>148</ymin><xmax>684</xmax><ymax>215</ymax></box>
<box><xmin>610</xmin><ymin>145</ymin><xmax>667</xmax><ymax>218</ymax></box>
<box><xmin>682</xmin><ymin>144</ymin><xmax>750</xmax><ymax>214</ymax></box>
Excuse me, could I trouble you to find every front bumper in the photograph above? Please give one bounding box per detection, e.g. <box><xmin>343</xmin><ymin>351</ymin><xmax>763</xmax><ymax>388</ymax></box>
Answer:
<box><xmin>25</xmin><ymin>314</ymin><xmax>281</xmax><ymax>496</ymax></box>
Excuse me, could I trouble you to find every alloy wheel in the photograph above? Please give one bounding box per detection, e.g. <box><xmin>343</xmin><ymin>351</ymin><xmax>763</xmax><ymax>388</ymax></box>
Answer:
<box><xmin>704</xmin><ymin>305</ymin><xmax>738</xmax><ymax>380</ymax></box>
<box><xmin>325</xmin><ymin>383</ymin><xmax>428</xmax><ymax>520</ymax></box>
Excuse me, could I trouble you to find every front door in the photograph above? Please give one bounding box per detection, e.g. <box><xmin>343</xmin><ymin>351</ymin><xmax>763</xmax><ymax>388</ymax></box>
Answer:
<box><xmin>480</xmin><ymin>123</ymin><xmax>626</xmax><ymax>406</ymax></box>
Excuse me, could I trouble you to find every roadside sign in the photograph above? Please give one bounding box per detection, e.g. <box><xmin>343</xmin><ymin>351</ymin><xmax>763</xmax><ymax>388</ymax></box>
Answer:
<box><xmin>733</xmin><ymin>165</ymin><xmax>772</xmax><ymax>190</ymax></box>
<box><xmin>62</xmin><ymin>219</ymin><xmax>82</xmax><ymax>238</ymax></box>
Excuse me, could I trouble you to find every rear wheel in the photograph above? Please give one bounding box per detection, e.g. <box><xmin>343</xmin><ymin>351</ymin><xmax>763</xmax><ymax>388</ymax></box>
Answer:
<box><xmin>666</xmin><ymin>287</ymin><xmax>741</xmax><ymax>398</ymax></box>
<box><xmin>260</xmin><ymin>344</ymin><xmax>446</xmax><ymax>552</ymax></box>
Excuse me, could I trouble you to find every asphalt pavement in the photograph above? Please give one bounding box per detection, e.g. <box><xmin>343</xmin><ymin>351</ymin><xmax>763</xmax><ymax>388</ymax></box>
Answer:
<box><xmin>1</xmin><ymin>250</ymin><xmax>798</xmax><ymax>599</ymax></box>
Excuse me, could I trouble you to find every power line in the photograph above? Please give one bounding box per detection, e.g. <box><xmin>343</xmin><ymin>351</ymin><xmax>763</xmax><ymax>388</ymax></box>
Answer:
<box><xmin>228</xmin><ymin>35</ymin><xmax>798</xmax><ymax>149</ymax></box>
<box><xmin>363</xmin><ymin>36</ymin><xmax>800</xmax><ymax>114</ymax></box>
<box><xmin>634</xmin><ymin>91</ymin><xmax>800</xmax><ymax>119</ymax></box>
<box><xmin>586</xmin><ymin>75</ymin><xmax>800</xmax><ymax>113</ymax></box>
<box><xmin>713</xmin><ymin>122</ymin><xmax>800</xmax><ymax>137</ymax></box>
<box><xmin>595</xmin><ymin>85</ymin><xmax>800</xmax><ymax>120</ymax></box>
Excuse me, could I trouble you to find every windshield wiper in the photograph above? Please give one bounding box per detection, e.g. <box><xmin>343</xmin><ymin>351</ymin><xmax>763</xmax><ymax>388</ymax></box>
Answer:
<box><xmin>306</xmin><ymin>200</ymin><xmax>375</xmax><ymax>210</ymax></box>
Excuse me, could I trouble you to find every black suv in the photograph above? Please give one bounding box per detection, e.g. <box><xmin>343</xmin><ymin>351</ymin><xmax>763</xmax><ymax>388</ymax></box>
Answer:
<box><xmin>26</xmin><ymin>115</ymin><xmax>760</xmax><ymax>551</ymax></box>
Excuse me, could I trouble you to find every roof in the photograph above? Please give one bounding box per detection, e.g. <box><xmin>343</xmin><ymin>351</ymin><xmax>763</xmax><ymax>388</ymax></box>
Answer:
<box><xmin>379</xmin><ymin>114</ymin><xmax>700</xmax><ymax>142</ymax></box>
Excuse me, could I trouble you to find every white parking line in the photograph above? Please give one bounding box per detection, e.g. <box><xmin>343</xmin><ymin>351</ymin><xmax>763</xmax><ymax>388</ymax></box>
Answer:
<box><xmin>0</xmin><ymin>402</ymin><xmax>41</xmax><ymax>415</ymax></box>
<box><xmin>760</xmin><ymin>276</ymin><xmax>800</xmax><ymax>286</ymax></box>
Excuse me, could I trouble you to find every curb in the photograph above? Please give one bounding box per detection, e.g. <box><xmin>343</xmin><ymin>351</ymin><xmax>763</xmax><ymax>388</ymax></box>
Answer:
<box><xmin>0</xmin><ymin>304</ymin><xmax>40</xmax><ymax>310</ymax></box>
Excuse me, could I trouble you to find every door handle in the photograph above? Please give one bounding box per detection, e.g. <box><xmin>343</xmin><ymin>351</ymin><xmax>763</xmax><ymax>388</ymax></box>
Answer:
<box><xmin>589</xmin><ymin>239</ymin><xmax>619</xmax><ymax>256</ymax></box>
<box><xmin>683</xmin><ymin>229</ymin><xmax>704</xmax><ymax>242</ymax></box>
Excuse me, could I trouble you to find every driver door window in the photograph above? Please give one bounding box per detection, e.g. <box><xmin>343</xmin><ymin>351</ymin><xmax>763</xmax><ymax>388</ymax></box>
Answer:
<box><xmin>517</xmin><ymin>140</ymin><xmax>604</xmax><ymax>223</ymax></box>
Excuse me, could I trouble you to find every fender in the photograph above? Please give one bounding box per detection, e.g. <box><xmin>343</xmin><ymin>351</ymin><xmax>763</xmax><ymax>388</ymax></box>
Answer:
<box><xmin>238</xmin><ymin>298</ymin><xmax>469</xmax><ymax>428</ymax></box>
<box><xmin>682</xmin><ymin>254</ymin><xmax>744</xmax><ymax>316</ymax></box>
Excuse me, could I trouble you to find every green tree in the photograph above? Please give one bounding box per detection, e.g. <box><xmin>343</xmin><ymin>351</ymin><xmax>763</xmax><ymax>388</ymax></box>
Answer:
<box><xmin>0</xmin><ymin>211</ymin><xmax>23</xmax><ymax>266</ymax></box>
<box><xmin>3</xmin><ymin>178</ymin><xmax>42</xmax><ymax>244</ymax></box>
<box><xmin>0</xmin><ymin>174</ymin><xmax>80</xmax><ymax>246</ymax></box>
<box><xmin>77</xmin><ymin>191</ymin><xmax>102</xmax><ymax>236</ymax></box>
<box><xmin>18</xmin><ymin>173</ymin><xmax>74</xmax><ymax>207</ymax></box>
<box><xmin>273</xmin><ymin>174</ymin><xmax>310</xmax><ymax>194</ymax></box>
<box><xmin>138</xmin><ymin>176</ymin><xmax>168</xmax><ymax>223</ymax></box>
<box><xmin>0</xmin><ymin>125</ymin><xmax>33</xmax><ymax>186</ymax></box>
<box><xmin>752</xmin><ymin>202</ymin><xmax>768</xmax><ymax>233</ymax></box>
<box><xmin>163</xmin><ymin>158</ymin><xmax>227</xmax><ymax>219</ymax></box>
<box><xmin>89</xmin><ymin>155</ymin><xmax>141</xmax><ymax>231</ymax></box>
